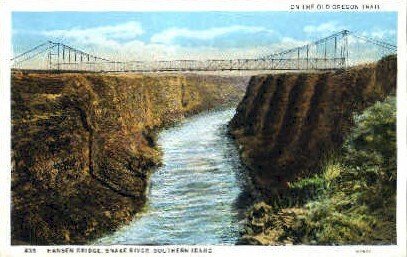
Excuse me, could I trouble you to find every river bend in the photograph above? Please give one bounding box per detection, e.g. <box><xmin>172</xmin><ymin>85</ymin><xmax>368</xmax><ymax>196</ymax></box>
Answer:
<box><xmin>96</xmin><ymin>108</ymin><xmax>246</xmax><ymax>245</ymax></box>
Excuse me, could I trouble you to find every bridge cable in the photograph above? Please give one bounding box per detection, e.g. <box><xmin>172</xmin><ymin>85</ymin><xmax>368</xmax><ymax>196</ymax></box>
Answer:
<box><xmin>11</xmin><ymin>41</ymin><xmax>52</xmax><ymax>61</ymax></box>
<box><xmin>347</xmin><ymin>32</ymin><xmax>397</xmax><ymax>51</ymax></box>
<box><xmin>13</xmin><ymin>44</ymin><xmax>57</xmax><ymax>65</ymax></box>
<box><xmin>263</xmin><ymin>30</ymin><xmax>350</xmax><ymax>59</ymax></box>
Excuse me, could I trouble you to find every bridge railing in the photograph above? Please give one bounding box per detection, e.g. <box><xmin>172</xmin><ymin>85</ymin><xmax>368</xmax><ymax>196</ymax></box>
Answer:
<box><xmin>42</xmin><ymin>57</ymin><xmax>347</xmax><ymax>72</ymax></box>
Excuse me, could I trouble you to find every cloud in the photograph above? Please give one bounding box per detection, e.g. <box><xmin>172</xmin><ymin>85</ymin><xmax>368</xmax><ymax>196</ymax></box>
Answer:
<box><xmin>38</xmin><ymin>22</ymin><xmax>278</xmax><ymax>61</ymax></box>
<box><xmin>280</xmin><ymin>37</ymin><xmax>309</xmax><ymax>47</ymax></box>
<box><xmin>150</xmin><ymin>25</ymin><xmax>273</xmax><ymax>45</ymax></box>
<box><xmin>42</xmin><ymin>21</ymin><xmax>144</xmax><ymax>48</ymax></box>
<box><xmin>303</xmin><ymin>21</ymin><xmax>344</xmax><ymax>35</ymax></box>
<box><xmin>361</xmin><ymin>28</ymin><xmax>396</xmax><ymax>41</ymax></box>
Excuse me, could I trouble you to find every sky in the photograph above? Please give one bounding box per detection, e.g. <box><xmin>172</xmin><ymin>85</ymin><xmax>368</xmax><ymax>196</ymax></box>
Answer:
<box><xmin>12</xmin><ymin>12</ymin><xmax>397</xmax><ymax>62</ymax></box>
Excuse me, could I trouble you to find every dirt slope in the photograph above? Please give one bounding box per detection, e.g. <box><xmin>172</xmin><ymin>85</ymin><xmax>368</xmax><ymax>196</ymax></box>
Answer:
<box><xmin>229</xmin><ymin>55</ymin><xmax>396</xmax><ymax>196</ymax></box>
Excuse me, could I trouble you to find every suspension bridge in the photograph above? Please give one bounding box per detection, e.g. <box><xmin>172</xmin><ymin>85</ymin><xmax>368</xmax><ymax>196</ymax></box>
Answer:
<box><xmin>11</xmin><ymin>30</ymin><xmax>396</xmax><ymax>72</ymax></box>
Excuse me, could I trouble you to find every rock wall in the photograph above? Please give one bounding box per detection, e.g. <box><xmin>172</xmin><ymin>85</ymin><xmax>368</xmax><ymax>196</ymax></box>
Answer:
<box><xmin>229</xmin><ymin>55</ymin><xmax>397</xmax><ymax>196</ymax></box>
<box><xmin>11</xmin><ymin>72</ymin><xmax>246</xmax><ymax>244</ymax></box>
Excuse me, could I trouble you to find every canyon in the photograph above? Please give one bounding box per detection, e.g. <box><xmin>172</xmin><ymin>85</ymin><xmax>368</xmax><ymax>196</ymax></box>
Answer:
<box><xmin>11</xmin><ymin>55</ymin><xmax>397</xmax><ymax>245</ymax></box>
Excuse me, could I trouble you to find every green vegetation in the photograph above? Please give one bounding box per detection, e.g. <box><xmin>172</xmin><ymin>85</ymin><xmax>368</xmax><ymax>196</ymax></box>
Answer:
<box><xmin>303</xmin><ymin>95</ymin><xmax>396</xmax><ymax>244</ymax></box>
<box><xmin>242</xmin><ymin>95</ymin><xmax>397</xmax><ymax>245</ymax></box>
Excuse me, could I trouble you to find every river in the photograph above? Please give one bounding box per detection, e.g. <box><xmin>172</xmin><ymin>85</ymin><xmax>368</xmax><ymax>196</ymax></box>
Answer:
<box><xmin>96</xmin><ymin>108</ymin><xmax>247</xmax><ymax>245</ymax></box>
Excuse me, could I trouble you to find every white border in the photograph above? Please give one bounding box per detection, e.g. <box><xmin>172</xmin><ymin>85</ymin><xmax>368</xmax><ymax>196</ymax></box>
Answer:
<box><xmin>0</xmin><ymin>1</ymin><xmax>12</xmax><ymax>254</ymax></box>
<box><xmin>396</xmin><ymin>0</ymin><xmax>407</xmax><ymax>253</ymax></box>
<box><xmin>0</xmin><ymin>0</ymin><xmax>403</xmax><ymax>11</ymax></box>
<box><xmin>0</xmin><ymin>1</ymin><xmax>406</xmax><ymax>257</ymax></box>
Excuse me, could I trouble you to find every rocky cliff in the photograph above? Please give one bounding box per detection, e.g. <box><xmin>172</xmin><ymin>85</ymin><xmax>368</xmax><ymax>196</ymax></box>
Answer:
<box><xmin>229</xmin><ymin>55</ymin><xmax>397</xmax><ymax>197</ymax></box>
<box><xmin>11</xmin><ymin>72</ymin><xmax>246</xmax><ymax>245</ymax></box>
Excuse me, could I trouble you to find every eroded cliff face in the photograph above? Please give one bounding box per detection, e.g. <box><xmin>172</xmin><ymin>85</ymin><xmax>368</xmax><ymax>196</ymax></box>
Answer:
<box><xmin>11</xmin><ymin>72</ymin><xmax>246</xmax><ymax>245</ymax></box>
<box><xmin>229</xmin><ymin>56</ymin><xmax>396</xmax><ymax>196</ymax></box>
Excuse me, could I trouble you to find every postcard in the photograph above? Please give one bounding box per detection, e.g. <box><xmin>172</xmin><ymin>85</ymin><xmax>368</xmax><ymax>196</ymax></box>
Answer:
<box><xmin>0</xmin><ymin>1</ymin><xmax>406</xmax><ymax>257</ymax></box>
